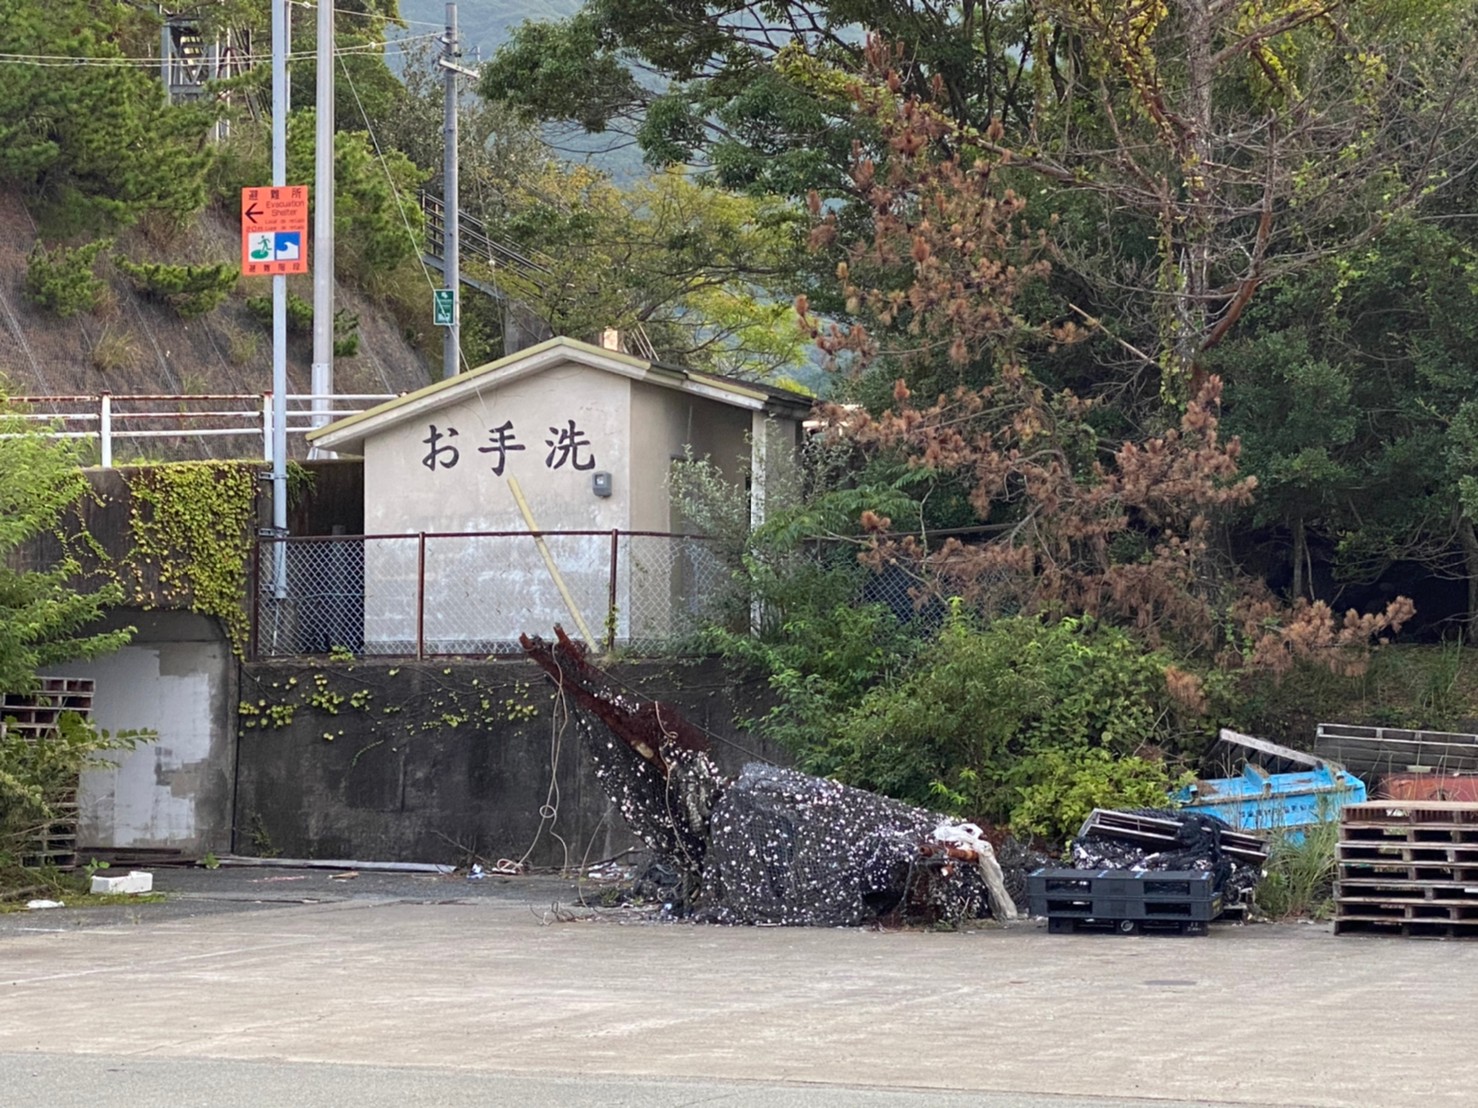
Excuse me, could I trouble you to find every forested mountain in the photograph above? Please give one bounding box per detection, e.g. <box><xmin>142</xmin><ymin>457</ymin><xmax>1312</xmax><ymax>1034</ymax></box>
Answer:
<box><xmin>399</xmin><ymin>0</ymin><xmax>581</xmax><ymax>59</ymax></box>
<box><xmin>479</xmin><ymin>0</ymin><xmax>1478</xmax><ymax>638</ymax></box>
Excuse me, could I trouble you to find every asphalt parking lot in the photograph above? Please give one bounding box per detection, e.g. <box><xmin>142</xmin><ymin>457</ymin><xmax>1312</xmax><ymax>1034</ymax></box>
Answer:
<box><xmin>3</xmin><ymin>867</ymin><xmax>1475</xmax><ymax>1107</ymax></box>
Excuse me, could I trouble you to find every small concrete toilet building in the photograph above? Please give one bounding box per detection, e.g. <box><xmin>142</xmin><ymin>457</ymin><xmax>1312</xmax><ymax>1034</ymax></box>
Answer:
<box><xmin>308</xmin><ymin>337</ymin><xmax>810</xmax><ymax>652</ymax></box>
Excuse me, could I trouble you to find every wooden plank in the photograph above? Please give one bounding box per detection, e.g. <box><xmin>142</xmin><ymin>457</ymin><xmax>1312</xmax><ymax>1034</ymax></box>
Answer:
<box><xmin>1334</xmin><ymin>917</ymin><xmax>1478</xmax><ymax>938</ymax></box>
<box><xmin>1342</xmin><ymin>874</ymin><xmax>1478</xmax><ymax>892</ymax></box>
<box><xmin>1337</xmin><ymin>879</ymin><xmax>1478</xmax><ymax>899</ymax></box>
<box><xmin>1340</xmin><ymin>842</ymin><xmax>1478</xmax><ymax>860</ymax></box>
<box><xmin>1336</xmin><ymin>898</ymin><xmax>1478</xmax><ymax>904</ymax></box>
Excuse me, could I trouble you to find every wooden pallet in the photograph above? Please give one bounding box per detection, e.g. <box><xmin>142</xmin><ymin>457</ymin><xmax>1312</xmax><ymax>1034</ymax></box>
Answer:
<box><xmin>3</xmin><ymin>678</ymin><xmax>92</xmax><ymax>872</ymax></box>
<box><xmin>1347</xmin><ymin>874</ymin><xmax>1478</xmax><ymax>892</ymax></box>
<box><xmin>1335</xmin><ymin>800</ymin><xmax>1478</xmax><ymax>939</ymax></box>
<box><xmin>1341</xmin><ymin>838</ymin><xmax>1478</xmax><ymax>859</ymax></box>
<box><xmin>1334</xmin><ymin>917</ymin><xmax>1478</xmax><ymax>938</ymax></box>
<box><xmin>21</xmin><ymin>799</ymin><xmax>79</xmax><ymax>871</ymax></box>
<box><xmin>1341</xmin><ymin>800</ymin><xmax>1478</xmax><ymax>826</ymax></box>
<box><xmin>1335</xmin><ymin>897</ymin><xmax>1478</xmax><ymax>922</ymax></box>
<box><xmin>1337</xmin><ymin>876</ymin><xmax>1478</xmax><ymax>898</ymax></box>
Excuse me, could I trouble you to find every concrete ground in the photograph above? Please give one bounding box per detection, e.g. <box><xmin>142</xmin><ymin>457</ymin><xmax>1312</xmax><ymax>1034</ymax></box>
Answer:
<box><xmin>2</xmin><ymin>867</ymin><xmax>1475</xmax><ymax>1106</ymax></box>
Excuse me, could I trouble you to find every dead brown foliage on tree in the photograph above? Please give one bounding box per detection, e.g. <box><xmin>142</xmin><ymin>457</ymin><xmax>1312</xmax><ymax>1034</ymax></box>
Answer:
<box><xmin>798</xmin><ymin>68</ymin><xmax>1413</xmax><ymax>678</ymax></box>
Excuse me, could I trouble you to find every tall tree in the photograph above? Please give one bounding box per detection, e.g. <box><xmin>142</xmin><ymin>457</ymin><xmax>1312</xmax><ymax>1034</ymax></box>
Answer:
<box><xmin>481</xmin><ymin>0</ymin><xmax>1478</xmax><ymax>397</ymax></box>
<box><xmin>0</xmin><ymin>1</ymin><xmax>218</xmax><ymax>233</ymax></box>
<box><xmin>483</xmin><ymin>165</ymin><xmax>811</xmax><ymax>377</ymax></box>
<box><xmin>1219</xmin><ymin>214</ymin><xmax>1478</xmax><ymax>632</ymax></box>
<box><xmin>1004</xmin><ymin>0</ymin><xmax>1478</xmax><ymax>394</ymax></box>
<box><xmin>801</xmin><ymin>81</ymin><xmax>1412</xmax><ymax>671</ymax></box>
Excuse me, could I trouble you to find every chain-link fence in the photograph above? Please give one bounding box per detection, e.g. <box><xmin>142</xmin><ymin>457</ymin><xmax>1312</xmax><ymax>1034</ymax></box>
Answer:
<box><xmin>621</xmin><ymin>531</ymin><xmax>732</xmax><ymax>650</ymax></box>
<box><xmin>251</xmin><ymin>531</ymin><xmax>731</xmax><ymax>658</ymax></box>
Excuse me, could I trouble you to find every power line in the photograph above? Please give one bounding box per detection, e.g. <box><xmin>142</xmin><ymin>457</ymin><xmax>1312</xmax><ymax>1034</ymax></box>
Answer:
<box><xmin>325</xmin><ymin>5</ymin><xmax>451</xmax><ymax>30</ymax></box>
<box><xmin>285</xmin><ymin>2</ymin><xmax>452</xmax><ymax>30</ymax></box>
<box><xmin>337</xmin><ymin>52</ymin><xmax>443</xmax><ymax>298</ymax></box>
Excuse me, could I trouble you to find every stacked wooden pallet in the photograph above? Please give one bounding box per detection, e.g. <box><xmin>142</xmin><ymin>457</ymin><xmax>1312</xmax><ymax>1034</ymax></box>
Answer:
<box><xmin>1335</xmin><ymin>799</ymin><xmax>1478</xmax><ymax>939</ymax></box>
<box><xmin>2</xmin><ymin>677</ymin><xmax>95</xmax><ymax>872</ymax></box>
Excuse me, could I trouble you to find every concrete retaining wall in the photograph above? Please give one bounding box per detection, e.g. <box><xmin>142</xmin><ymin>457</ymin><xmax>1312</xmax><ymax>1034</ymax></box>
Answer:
<box><xmin>233</xmin><ymin>657</ymin><xmax>779</xmax><ymax>867</ymax></box>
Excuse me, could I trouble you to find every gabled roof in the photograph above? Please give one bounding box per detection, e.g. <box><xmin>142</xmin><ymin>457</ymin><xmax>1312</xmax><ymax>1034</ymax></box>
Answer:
<box><xmin>308</xmin><ymin>336</ymin><xmax>814</xmax><ymax>455</ymax></box>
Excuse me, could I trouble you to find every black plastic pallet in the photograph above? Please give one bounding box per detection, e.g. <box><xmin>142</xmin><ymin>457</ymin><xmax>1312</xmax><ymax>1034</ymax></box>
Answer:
<box><xmin>1048</xmin><ymin>916</ymin><xmax>1210</xmax><ymax>936</ymax></box>
<box><xmin>1029</xmin><ymin>868</ymin><xmax>1222</xmax><ymax>924</ymax></box>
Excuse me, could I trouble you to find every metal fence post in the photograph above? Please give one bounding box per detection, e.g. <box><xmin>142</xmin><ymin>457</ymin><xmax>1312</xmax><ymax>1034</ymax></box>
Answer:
<box><xmin>416</xmin><ymin>532</ymin><xmax>427</xmax><ymax>660</ymax></box>
<box><xmin>607</xmin><ymin>528</ymin><xmax>619</xmax><ymax>651</ymax></box>
<box><xmin>98</xmin><ymin>392</ymin><xmax>112</xmax><ymax>468</ymax></box>
<box><xmin>247</xmin><ymin>536</ymin><xmax>260</xmax><ymax>660</ymax></box>
<box><xmin>261</xmin><ymin>393</ymin><xmax>273</xmax><ymax>462</ymax></box>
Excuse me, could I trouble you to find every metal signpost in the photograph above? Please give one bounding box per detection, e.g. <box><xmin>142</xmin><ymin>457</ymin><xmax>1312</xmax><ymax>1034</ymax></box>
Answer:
<box><xmin>256</xmin><ymin>0</ymin><xmax>296</xmax><ymax>606</ymax></box>
<box><xmin>310</xmin><ymin>0</ymin><xmax>336</xmax><ymax>453</ymax></box>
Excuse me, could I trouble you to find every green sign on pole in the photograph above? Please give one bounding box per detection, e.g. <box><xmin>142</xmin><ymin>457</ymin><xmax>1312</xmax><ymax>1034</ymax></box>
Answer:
<box><xmin>433</xmin><ymin>288</ymin><xmax>456</xmax><ymax>327</ymax></box>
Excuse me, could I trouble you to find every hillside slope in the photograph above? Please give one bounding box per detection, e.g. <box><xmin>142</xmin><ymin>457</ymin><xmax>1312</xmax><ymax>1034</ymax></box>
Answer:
<box><xmin>0</xmin><ymin>189</ymin><xmax>434</xmax><ymax>422</ymax></box>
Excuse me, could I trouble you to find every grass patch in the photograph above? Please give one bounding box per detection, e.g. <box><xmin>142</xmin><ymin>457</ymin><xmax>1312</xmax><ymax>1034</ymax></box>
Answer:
<box><xmin>1253</xmin><ymin>818</ymin><xmax>1339</xmax><ymax>921</ymax></box>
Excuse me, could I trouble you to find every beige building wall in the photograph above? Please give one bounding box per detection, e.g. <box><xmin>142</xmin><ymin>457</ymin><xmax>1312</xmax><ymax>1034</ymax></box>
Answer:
<box><xmin>363</xmin><ymin>360</ymin><xmax>632</xmax><ymax>534</ymax></box>
<box><xmin>361</xmin><ymin>360</ymin><xmax>633</xmax><ymax>650</ymax></box>
<box><xmin>625</xmin><ymin>384</ymin><xmax>755</xmax><ymax>642</ymax></box>
<box><xmin>627</xmin><ymin>383</ymin><xmax>755</xmax><ymax>533</ymax></box>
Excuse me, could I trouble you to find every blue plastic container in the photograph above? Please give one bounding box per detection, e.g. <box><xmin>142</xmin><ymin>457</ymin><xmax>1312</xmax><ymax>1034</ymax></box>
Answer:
<box><xmin>1173</xmin><ymin>763</ymin><xmax>1366</xmax><ymax>841</ymax></box>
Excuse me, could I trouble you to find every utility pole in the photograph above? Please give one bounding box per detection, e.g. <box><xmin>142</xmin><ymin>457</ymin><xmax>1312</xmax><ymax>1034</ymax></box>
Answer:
<box><xmin>270</xmin><ymin>0</ymin><xmax>289</xmax><ymax>596</ymax></box>
<box><xmin>310</xmin><ymin>0</ymin><xmax>335</xmax><ymax>454</ymax></box>
<box><xmin>441</xmin><ymin>2</ymin><xmax>462</xmax><ymax>379</ymax></box>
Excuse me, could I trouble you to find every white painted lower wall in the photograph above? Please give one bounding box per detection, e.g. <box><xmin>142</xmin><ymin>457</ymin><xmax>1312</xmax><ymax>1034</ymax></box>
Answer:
<box><xmin>53</xmin><ymin>611</ymin><xmax>235</xmax><ymax>855</ymax></box>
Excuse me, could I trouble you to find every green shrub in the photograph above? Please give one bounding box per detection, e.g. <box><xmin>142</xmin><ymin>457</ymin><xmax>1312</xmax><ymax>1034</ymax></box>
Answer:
<box><xmin>332</xmin><ymin>310</ymin><xmax>360</xmax><ymax>358</ymax></box>
<box><xmin>23</xmin><ymin>240</ymin><xmax>111</xmax><ymax>318</ymax></box>
<box><xmin>244</xmin><ymin>295</ymin><xmax>358</xmax><ymax>355</ymax></box>
<box><xmin>246</xmin><ymin>291</ymin><xmax>313</xmax><ymax>334</ymax></box>
<box><xmin>1</xmin><ymin>713</ymin><xmax>148</xmax><ymax>899</ymax></box>
<box><xmin>1010</xmin><ymin>748</ymin><xmax>1185</xmax><ymax>842</ymax></box>
<box><xmin>808</xmin><ymin>610</ymin><xmax>1196</xmax><ymax>826</ymax></box>
<box><xmin>115</xmin><ymin>257</ymin><xmax>237</xmax><ymax>318</ymax></box>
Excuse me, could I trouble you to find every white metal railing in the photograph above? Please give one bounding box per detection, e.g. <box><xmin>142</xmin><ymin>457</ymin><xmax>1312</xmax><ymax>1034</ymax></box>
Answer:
<box><xmin>2</xmin><ymin>392</ymin><xmax>396</xmax><ymax>467</ymax></box>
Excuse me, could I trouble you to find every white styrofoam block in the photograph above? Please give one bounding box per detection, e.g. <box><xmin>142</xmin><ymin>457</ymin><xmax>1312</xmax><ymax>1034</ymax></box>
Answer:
<box><xmin>90</xmin><ymin>870</ymin><xmax>153</xmax><ymax>895</ymax></box>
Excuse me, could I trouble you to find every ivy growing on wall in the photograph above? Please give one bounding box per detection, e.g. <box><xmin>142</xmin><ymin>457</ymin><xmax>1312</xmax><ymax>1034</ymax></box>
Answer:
<box><xmin>122</xmin><ymin>462</ymin><xmax>259</xmax><ymax>651</ymax></box>
<box><xmin>238</xmin><ymin>663</ymin><xmax>548</xmax><ymax>752</ymax></box>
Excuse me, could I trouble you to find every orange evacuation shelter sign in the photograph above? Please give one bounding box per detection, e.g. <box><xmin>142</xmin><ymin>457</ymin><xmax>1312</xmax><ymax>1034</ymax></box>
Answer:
<box><xmin>241</xmin><ymin>186</ymin><xmax>309</xmax><ymax>276</ymax></box>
